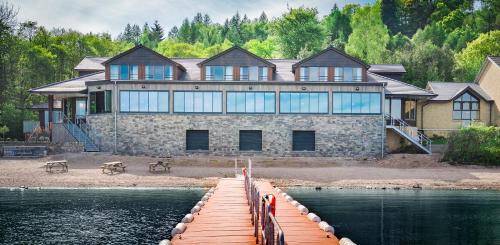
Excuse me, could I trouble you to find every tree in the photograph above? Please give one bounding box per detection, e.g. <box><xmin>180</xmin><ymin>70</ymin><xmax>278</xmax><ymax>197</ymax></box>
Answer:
<box><xmin>455</xmin><ymin>30</ymin><xmax>500</xmax><ymax>81</ymax></box>
<box><xmin>0</xmin><ymin>125</ymin><xmax>9</xmax><ymax>141</ymax></box>
<box><xmin>177</xmin><ymin>18</ymin><xmax>192</xmax><ymax>43</ymax></box>
<box><xmin>272</xmin><ymin>7</ymin><xmax>324</xmax><ymax>58</ymax></box>
<box><xmin>243</xmin><ymin>37</ymin><xmax>278</xmax><ymax>58</ymax></box>
<box><xmin>346</xmin><ymin>3</ymin><xmax>390</xmax><ymax>64</ymax></box>
<box><xmin>151</xmin><ymin>20</ymin><xmax>164</xmax><ymax>42</ymax></box>
<box><xmin>168</xmin><ymin>26</ymin><xmax>178</xmax><ymax>39</ymax></box>
<box><xmin>322</xmin><ymin>4</ymin><xmax>351</xmax><ymax>48</ymax></box>
<box><xmin>381</xmin><ymin>0</ymin><xmax>399</xmax><ymax>34</ymax></box>
<box><xmin>412</xmin><ymin>23</ymin><xmax>446</xmax><ymax>47</ymax></box>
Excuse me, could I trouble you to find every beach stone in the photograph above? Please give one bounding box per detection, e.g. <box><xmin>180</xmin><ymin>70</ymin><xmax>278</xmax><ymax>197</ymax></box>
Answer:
<box><xmin>307</xmin><ymin>213</ymin><xmax>321</xmax><ymax>222</ymax></box>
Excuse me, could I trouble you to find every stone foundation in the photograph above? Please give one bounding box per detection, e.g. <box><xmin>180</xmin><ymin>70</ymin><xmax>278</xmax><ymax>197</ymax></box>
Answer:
<box><xmin>87</xmin><ymin>114</ymin><xmax>384</xmax><ymax>158</ymax></box>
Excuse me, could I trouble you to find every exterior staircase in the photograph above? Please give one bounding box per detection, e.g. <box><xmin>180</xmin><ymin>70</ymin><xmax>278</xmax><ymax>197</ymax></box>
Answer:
<box><xmin>385</xmin><ymin>114</ymin><xmax>432</xmax><ymax>154</ymax></box>
<box><xmin>63</xmin><ymin>118</ymin><xmax>99</xmax><ymax>152</ymax></box>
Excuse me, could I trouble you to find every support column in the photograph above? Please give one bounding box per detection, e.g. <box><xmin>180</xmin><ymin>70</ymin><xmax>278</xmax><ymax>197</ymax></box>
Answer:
<box><xmin>48</xmin><ymin>95</ymin><xmax>54</xmax><ymax>141</ymax></box>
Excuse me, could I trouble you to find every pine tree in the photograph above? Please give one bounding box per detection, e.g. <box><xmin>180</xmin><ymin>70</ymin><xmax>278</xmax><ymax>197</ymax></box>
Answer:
<box><xmin>203</xmin><ymin>14</ymin><xmax>211</xmax><ymax>25</ymax></box>
<box><xmin>178</xmin><ymin>18</ymin><xmax>192</xmax><ymax>43</ymax></box>
<box><xmin>168</xmin><ymin>26</ymin><xmax>179</xmax><ymax>39</ymax></box>
<box><xmin>259</xmin><ymin>12</ymin><xmax>268</xmax><ymax>23</ymax></box>
<box><xmin>151</xmin><ymin>20</ymin><xmax>164</xmax><ymax>42</ymax></box>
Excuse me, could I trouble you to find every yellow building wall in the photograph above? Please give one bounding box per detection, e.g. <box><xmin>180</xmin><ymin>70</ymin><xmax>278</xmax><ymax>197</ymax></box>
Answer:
<box><xmin>477</xmin><ymin>62</ymin><xmax>500</xmax><ymax>126</ymax></box>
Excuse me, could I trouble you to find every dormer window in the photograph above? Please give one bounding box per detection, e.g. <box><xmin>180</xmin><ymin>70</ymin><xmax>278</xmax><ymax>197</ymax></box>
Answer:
<box><xmin>145</xmin><ymin>65</ymin><xmax>173</xmax><ymax>80</ymax></box>
<box><xmin>110</xmin><ymin>64</ymin><xmax>138</xmax><ymax>80</ymax></box>
<box><xmin>334</xmin><ymin>67</ymin><xmax>362</xmax><ymax>82</ymax></box>
<box><xmin>453</xmin><ymin>92</ymin><xmax>479</xmax><ymax>120</ymax></box>
<box><xmin>110</xmin><ymin>65</ymin><xmax>119</xmax><ymax>80</ymax></box>
<box><xmin>300</xmin><ymin>67</ymin><xmax>328</xmax><ymax>81</ymax></box>
<box><xmin>240</xmin><ymin>66</ymin><xmax>268</xmax><ymax>81</ymax></box>
<box><xmin>206</xmin><ymin>66</ymin><xmax>233</xmax><ymax>80</ymax></box>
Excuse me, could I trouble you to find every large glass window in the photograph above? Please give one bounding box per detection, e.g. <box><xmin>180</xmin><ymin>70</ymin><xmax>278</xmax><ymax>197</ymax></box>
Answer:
<box><xmin>119</xmin><ymin>65</ymin><xmax>129</xmax><ymax>80</ymax></box>
<box><xmin>205</xmin><ymin>66</ymin><xmax>233</xmax><ymax>80</ymax></box>
<box><xmin>227</xmin><ymin>92</ymin><xmax>275</xmax><ymax>113</ymax></box>
<box><xmin>299</xmin><ymin>67</ymin><xmax>328</xmax><ymax>81</ymax></box>
<box><xmin>280</xmin><ymin>92</ymin><xmax>328</xmax><ymax>114</ymax></box>
<box><xmin>334</xmin><ymin>67</ymin><xmax>363</xmax><ymax>82</ymax></box>
<box><xmin>90</xmin><ymin>90</ymin><xmax>112</xmax><ymax>114</ymax></box>
<box><xmin>174</xmin><ymin>91</ymin><xmax>222</xmax><ymax>113</ymax></box>
<box><xmin>119</xmin><ymin>91</ymin><xmax>169</xmax><ymax>113</ymax></box>
<box><xmin>75</xmin><ymin>98</ymin><xmax>87</xmax><ymax>118</ymax></box>
<box><xmin>404</xmin><ymin>100</ymin><xmax>417</xmax><ymax>120</ymax></box>
<box><xmin>145</xmin><ymin>65</ymin><xmax>173</xmax><ymax>80</ymax></box>
<box><xmin>452</xmin><ymin>92</ymin><xmax>479</xmax><ymax>120</ymax></box>
<box><xmin>259</xmin><ymin>67</ymin><xmax>268</xmax><ymax>81</ymax></box>
<box><xmin>110</xmin><ymin>65</ymin><xmax>119</xmax><ymax>80</ymax></box>
<box><xmin>333</xmin><ymin>92</ymin><xmax>381</xmax><ymax>114</ymax></box>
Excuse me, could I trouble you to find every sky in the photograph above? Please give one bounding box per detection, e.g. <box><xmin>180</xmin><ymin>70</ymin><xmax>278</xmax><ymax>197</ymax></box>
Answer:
<box><xmin>8</xmin><ymin>0</ymin><xmax>374</xmax><ymax>38</ymax></box>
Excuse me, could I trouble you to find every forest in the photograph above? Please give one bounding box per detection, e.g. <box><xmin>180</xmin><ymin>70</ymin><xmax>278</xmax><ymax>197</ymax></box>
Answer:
<box><xmin>0</xmin><ymin>0</ymin><xmax>499</xmax><ymax>139</ymax></box>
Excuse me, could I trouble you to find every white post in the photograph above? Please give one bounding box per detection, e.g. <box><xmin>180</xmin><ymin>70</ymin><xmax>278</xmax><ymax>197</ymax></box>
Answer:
<box><xmin>248</xmin><ymin>158</ymin><xmax>252</xmax><ymax>179</ymax></box>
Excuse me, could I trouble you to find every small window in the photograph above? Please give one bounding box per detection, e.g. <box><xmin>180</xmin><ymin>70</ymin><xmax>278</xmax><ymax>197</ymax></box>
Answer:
<box><xmin>300</xmin><ymin>67</ymin><xmax>309</xmax><ymax>81</ymax></box>
<box><xmin>110</xmin><ymin>65</ymin><xmax>119</xmax><ymax>80</ymax></box>
<box><xmin>145</xmin><ymin>65</ymin><xmax>154</xmax><ymax>80</ymax></box>
<box><xmin>259</xmin><ymin>66</ymin><xmax>268</xmax><ymax>81</ymax></box>
<box><xmin>130</xmin><ymin>65</ymin><xmax>138</xmax><ymax>80</ymax></box>
<box><xmin>89</xmin><ymin>90</ymin><xmax>112</xmax><ymax>114</ymax></box>
<box><xmin>205</xmin><ymin>66</ymin><xmax>232</xmax><ymax>80</ymax></box>
<box><xmin>240</xmin><ymin>67</ymin><xmax>249</xmax><ymax>80</ymax></box>
<box><xmin>334</xmin><ymin>67</ymin><xmax>362</xmax><ymax>82</ymax></box>
<box><xmin>119</xmin><ymin>65</ymin><xmax>129</xmax><ymax>80</ymax></box>
<box><xmin>239</xmin><ymin>130</ymin><xmax>262</xmax><ymax>151</ymax></box>
<box><xmin>292</xmin><ymin>131</ymin><xmax>315</xmax><ymax>151</ymax></box>
<box><xmin>164</xmin><ymin>65</ymin><xmax>173</xmax><ymax>80</ymax></box>
<box><xmin>334</xmin><ymin>67</ymin><xmax>343</xmax><ymax>82</ymax></box>
<box><xmin>186</xmin><ymin>130</ymin><xmax>209</xmax><ymax>151</ymax></box>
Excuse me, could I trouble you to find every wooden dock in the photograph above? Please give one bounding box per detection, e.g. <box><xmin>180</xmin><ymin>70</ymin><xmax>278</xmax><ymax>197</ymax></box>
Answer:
<box><xmin>171</xmin><ymin>177</ymin><xmax>340</xmax><ymax>245</ymax></box>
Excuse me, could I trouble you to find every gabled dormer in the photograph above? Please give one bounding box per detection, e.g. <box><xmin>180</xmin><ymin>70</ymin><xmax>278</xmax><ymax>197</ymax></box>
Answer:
<box><xmin>103</xmin><ymin>45</ymin><xmax>185</xmax><ymax>81</ymax></box>
<box><xmin>197</xmin><ymin>46</ymin><xmax>276</xmax><ymax>81</ymax></box>
<box><xmin>292</xmin><ymin>47</ymin><xmax>369</xmax><ymax>82</ymax></box>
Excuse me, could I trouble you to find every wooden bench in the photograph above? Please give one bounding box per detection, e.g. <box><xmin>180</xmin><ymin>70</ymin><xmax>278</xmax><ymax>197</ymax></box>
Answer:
<box><xmin>149</xmin><ymin>158</ymin><xmax>172</xmax><ymax>173</ymax></box>
<box><xmin>100</xmin><ymin>161</ymin><xmax>127</xmax><ymax>174</ymax></box>
<box><xmin>45</xmin><ymin>160</ymin><xmax>68</xmax><ymax>173</ymax></box>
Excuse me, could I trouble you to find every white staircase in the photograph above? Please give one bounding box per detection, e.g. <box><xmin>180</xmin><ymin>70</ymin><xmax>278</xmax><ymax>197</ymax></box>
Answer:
<box><xmin>385</xmin><ymin>114</ymin><xmax>432</xmax><ymax>154</ymax></box>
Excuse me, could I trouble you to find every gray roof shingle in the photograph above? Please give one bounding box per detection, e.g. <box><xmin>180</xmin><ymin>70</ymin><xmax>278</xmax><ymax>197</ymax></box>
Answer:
<box><xmin>427</xmin><ymin>82</ymin><xmax>493</xmax><ymax>101</ymax></box>
<box><xmin>368</xmin><ymin>64</ymin><xmax>406</xmax><ymax>73</ymax></box>
<box><xmin>74</xmin><ymin>57</ymin><xmax>109</xmax><ymax>71</ymax></box>
<box><xmin>30</xmin><ymin>71</ymin><xmax>105</xmax><ymax>94</ymax></box>
<box><xmin>367</xmin><ymin>72</ymin><xmax>435</xmax><ymax>97</ymax></box>
<box><xmin>488</xmin><ymin>56</ymin><xmax>500</xmax><ymax>67</ymax></box>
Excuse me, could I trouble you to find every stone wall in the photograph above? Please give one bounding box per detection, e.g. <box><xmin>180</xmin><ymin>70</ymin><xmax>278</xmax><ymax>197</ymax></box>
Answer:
<box><xmin>87</xmin><ymin>114</ymin><xmax>384</xmax><ymax>158</ymax></box>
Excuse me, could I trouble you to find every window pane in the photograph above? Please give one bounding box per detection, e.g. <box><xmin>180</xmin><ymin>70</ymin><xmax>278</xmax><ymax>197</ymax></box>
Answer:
<box><xmin>158</xmin><ymin>92</ymin><xmax>169</xmax><ymax>112</ymax></box>
<box><xmin>471</xmin><ymin>111</ymin><xmax>478</xmax><ymax>120</ymax></box>
<box><xmin>344</xmin><ymin>67</ymin><xmax>352</xmax><ymax>81</ymax></box>
<box><xmin>214</xmin><ymin>66</ymin><xmax>224</xmax><ymax>80</ymax></box>
<box><xmin>145</xmin><ymin>65</ymin><xmax>154</xmax><ymax>80</ymax></box>
<box><xmin>205</xmin><ymin>66</ymin><xmax>212</xmax><ymax>80</ymax></box>
<box><xmin>259</xmin><ymin>67</ymin><xmax>268</xmax><ymax>81</ymax></box>
<box><xmin>309</xmin><ymin>93</ymin><xmax>319</xmax><ymax>113</ymax></box>
<box><xmin>194</xmin><ymin>92</ymin><xmax>203</xmax><ymax>112</ymax></box>
<box><xmin>203</xmin><ymin>92</ymin><xmax>212</xmax><ymax>112</ymax></box>
<box><xmin>154</xmin><ymin>65</ymin><xmax>163</xmax><ymax>80</ymax></box>
<box><xmin>280</xmin><ymin>93</ymin><xmax>291</xmax><ymax>113</ymax></box>
<box><xmin>185</xmin><ymin>92</ymin><xmax>194</xmax><ymax>112</ymax></box>
<box><xmin>255</xmin><ymin>93</ymin><xmax>265</xmax><ymax>113</ymax></box>
<box><xmin>119</xmin><ymin>65</ymin><xmax>129</xmax><ymax>80</ymax></box>
<box><xmin>227</xmin><ymin>92</ymin><xmax>236</xmax><ymax>112</ymax></box>
<box><xmin>236</xmin><ymin>92</ymin><xmax>246</xmax><ymax>113</ymax></box>
<box><xmin>249</xmin><ymin>66</ymin><xmax>258</xmax><ymax>81</ymax></box>
<box><xmin>319</xmin><ymin>93</ymin><xmax>329</xmax><ymax>113</ymax></box>
<box><xmin>300</xmin><ymin>93</ymin><xmax>310</xmax><ymax>113</ymax></box>
<box><xmin>139</xmin><ymin>91</ymin><xmax>148</xmax><ymax>112</ymax></box>
<box><xmin>148</xmin><ymin>92</ymin><xmax>158</xmax><ymax>112</ymax></box>
<box><xmin>265</xmin><ymin>93</ymin><xmax>275</xmax><ymax>113</ymax></box>
<box><xmin>370</xmin><ymin>93</ymin><xmax>381</xmax><ymax>113</ymax></box>
<box><xmin>385</xmin><ymin>98</ymin><xmax>390</xmax><ymax>114</ymax></box>
<box><xmin>174</xmin><ymin>92</ymin><xmax>184</xmax><ymax>112</ymax></box>
<box><xmin>110</xmin><ymin>65</ymin><xmax>119</xmax><ymax>80</ymax></box>
<box><xmin>462</xmin><ymin>93</ymin><xmax>471</xmax><ymax>101</ymax></box>
<box><xmin>353</xmin><ymin>68</ymin><xmax>362</xmax><ymax>81</ymax></box>
<box><xmin>453</xmin><ymin>102</ymin><xmax>461</xmax><ymax>110</ymax></box>
<box><xmin>361</xmin><ymin>93</ymin><xmax>371</xmax><ymax>113</ymax></box>
<box><xmin>452</xmin><ymin>111</ymin><xmax>461</xmax><ymax>119</ymax></box>
<box><xmin>246</xmin><ymin>92</ymin><xmax>255</xmax><ymax>112</ymax></box>
<box><xmin>290</xmin><ymin>93</ymin><xmax>300</xmax><ymax>113</ymax></box>
<box><xmin>333</xmin><ymin>93</ymin><xmax>342</xmax><ymax>113</ymax></box>
<box><xmin>165</xmin><ymin>65</ymin><xmax>172</xmax><ymax>80</ymax></box>
<box><xmin>129</xmin><ymin>91</ymin><xmax>139</xmax><ymax>112</ymax></box>
<box><xmin>309</xmin><ymin>67</ymin><xmax>319</xmax><ymax>81</ymax></box>
<box><xmin>341</xmin><ymin>93</ymin><xmax>351</xmax><ymax>113</ymax></box>
<box><xmin>334</xmin><ymin>68</ymin><xmax>343</xmax><ymax>81</ymax></box>
<box><xmin>130</xmin><ymin>65</ymin><xmax>138</xmax><ymax>80</ymax></box>
<box><xmin>351</xmin><ymin>93</ymin><xmax>362</xmax><ymax>113</ymax></box>
<box><xmin>462</xmin><ymin>102</ymin><xmax>470</xmax><ymax>110</ymax></box>
<box><xmin>319</xmin><ymin>67</ymin><xmax>328</xmax><ymax>81</ymax></box>
<box><xmin>240</xmin><ymin>67</ymin><xmax>249</xmax><ymax>80</ymax></box>
<box><xmin>212</xmin><ymin>92</ymin><xmax>222</xmax><ymax>112</ymax></box>
<box><xmin>120</xmin><ymin>91</ymin><xmax>129</xmax><ymax>112</ymax></box>
<box><xmin>462</xmin><ymin>111</ymin><xmax>471</xmax><ymax>119</ymax></box>
<box><xmin>471</xmin><ymin>102</ymin><xmax>478</xmax><ymax>110</ymax></box>
<box><xmin>300</xmin><ymin>67</ymin><xmax>308</xmax><ymax>81</ymax></box>
<box><xmin>225</xmin><ymin>66</ymin><xmax>233</xmax><ymax>80</ymax></box>
<box><xmin>105</xmin><ymin>91</ymin><xmax>112</xmax><ymax>112</ymax></box>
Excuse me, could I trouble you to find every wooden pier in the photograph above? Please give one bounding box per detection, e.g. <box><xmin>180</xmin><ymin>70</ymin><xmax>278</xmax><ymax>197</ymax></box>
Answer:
<box><xmin>170</xmin><ymin>177</ymin><xmax>340</xmax><ymax>245</ymax></box>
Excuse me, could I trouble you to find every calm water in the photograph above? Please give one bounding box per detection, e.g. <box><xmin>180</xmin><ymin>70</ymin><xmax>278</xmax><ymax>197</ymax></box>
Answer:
<box><xmin>0</xmin><ymin>188</ymin><xmax>203</xmax><ymax>244</ymax></box>
<box><xmin>287</xmin><ymin>188</ymin><xmax>500</xmax><ymax>245</ymax></box>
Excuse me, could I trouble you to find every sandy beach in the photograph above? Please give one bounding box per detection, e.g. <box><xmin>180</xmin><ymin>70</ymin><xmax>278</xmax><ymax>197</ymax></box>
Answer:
<box><xmin>0</xmin><ymin>153</ymin><xmax>499</xmax><ymax>190</ymax></box>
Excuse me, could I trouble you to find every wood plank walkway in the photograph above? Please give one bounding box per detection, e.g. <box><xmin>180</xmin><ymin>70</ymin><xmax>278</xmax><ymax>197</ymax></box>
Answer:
<box><xmin>171</xmin><ymin>177</ymin><xmax>340</xmax><ymax>245</ymax></box>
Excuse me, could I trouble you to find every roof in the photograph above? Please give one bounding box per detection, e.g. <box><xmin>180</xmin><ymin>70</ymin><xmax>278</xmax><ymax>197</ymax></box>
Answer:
<box><xmin>292</xmin><ymin>47</ymin><xmax>369</xmax><ymax>70</ymax></box>
<box><xmin>103</xmin><ymin>45</ymin><xmax>186</xmax><ymax>71</ymax></box>
<box><xmin>74</xmin><ymin>57</ymin><xmax>109</xmax><ymax>71</ymax></box>
<box><xmin>367</xmin><ymin>72</ymin><xmax>435</xmax><ymax>97</ymax></box>
<box><xmin>368</xmin><ymin>64</ymin><xmax>406</xmax><ymax>73</ymax></box>
<box><xmin>30</xmin><ymin>71</ymin><xmax>105</xmax><ymax>94</ymax></box>
<box><xmin>474</xmin><ymin>56</ymin><xmax>500</xmax><ymax>83</ymax></box>
<box><xmin>427</xmin><ymin>82</ymin><xmax>493</xmax><ymax>101</ymax></box>
<box><xmin>197</xmin><ymin>46</ymin><xmax>276</xmax><ymax>67</ymax></box>
<box><xmin>30</xmin><ymin>101</ymin><xmax>62</xmax><ymax>110</ymax></box>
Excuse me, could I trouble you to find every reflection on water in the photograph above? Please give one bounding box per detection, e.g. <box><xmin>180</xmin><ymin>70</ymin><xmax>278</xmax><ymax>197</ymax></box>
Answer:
<box><xmin>0</xmin><ymin>188</ymin><xmax>203</xmax><ymax>244</ymax></box>
<box><xmin>286</xmin><ymin>188</ymin><xmax>500</xmax><ymax>245</ymax></box>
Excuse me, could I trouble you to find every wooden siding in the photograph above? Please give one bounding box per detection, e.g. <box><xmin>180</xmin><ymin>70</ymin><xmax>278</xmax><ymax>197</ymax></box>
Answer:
<box><xmin>328</xmin><ymin>66</ymin><xmax>334</xmax><ymax>81</ymax></box>
<box><xmin>138</xmin><ymin>64</ymin><xmax>145</xmax><ymax>80</ymax></box>
<box><xmin>300</xmin><ymin>49</ymin><xmax>364</xmax><ymax>68</ymax></box>
<box><xmin>234</xmin><ymin>65</ymin><xmax>240</xmax><ymax>81</ymax></box>
<box><xmin>105</xmin><ymin>65</ymin><xmax>110</xmax><ymax>80</ymax></box>
<box><xmin>107</xmin><ymin>47</ymin><xmax>176</xmax><ymax>66</ymax></box>
<box><xmin>267</xmin><ymin>67</ymin><xmax>273</xmax><ymax>81</ymax></box>
<box><xmin>203</xmin><ymin>48</ymin><xmax>270</xmax><ymax>66</ymax></box>
<box><xmin>294</xmin><ymin>67</ymin><xmax>300</xmax><ymax>81</ymax></box>
<box><xmin>200</xmin><ymin>65</ymin><xmax>205</xmax><ymax>81</ymax></box>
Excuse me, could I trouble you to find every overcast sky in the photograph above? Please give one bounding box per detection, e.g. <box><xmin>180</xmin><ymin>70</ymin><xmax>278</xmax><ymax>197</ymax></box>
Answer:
<box><xmin>8</xmin><ymin>0</ymin><xmax>374</xmax><ymax>38</ymax></box>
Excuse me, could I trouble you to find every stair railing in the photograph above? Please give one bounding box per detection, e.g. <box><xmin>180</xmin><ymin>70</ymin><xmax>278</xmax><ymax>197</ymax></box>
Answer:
<box><xmin>385</xmin><ymin>114</ymin><xmax>432</xmax><ymax>153</ymax></box>
<box><xmin>76</xmin><ymin>117</ymin><xmax>101</xmax><ymax>150</ymax></box>
<box><xmin>62</xmin><ymin>115</ymin><xmax>99</xmax><ymax>151</ymax></box>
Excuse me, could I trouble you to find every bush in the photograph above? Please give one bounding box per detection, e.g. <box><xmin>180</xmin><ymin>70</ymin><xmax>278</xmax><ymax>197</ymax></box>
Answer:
<box><xmin>443</xmin><ymin>124</ymin><xmax>500</xmax><ymax>165</ymax></box>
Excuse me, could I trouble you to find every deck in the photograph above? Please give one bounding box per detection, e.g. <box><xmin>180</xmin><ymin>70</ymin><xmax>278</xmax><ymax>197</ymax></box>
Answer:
<box><xmin>171</xmin><ymin>177</ymin><xmax>340</xmax><ymax>245</ymax></box>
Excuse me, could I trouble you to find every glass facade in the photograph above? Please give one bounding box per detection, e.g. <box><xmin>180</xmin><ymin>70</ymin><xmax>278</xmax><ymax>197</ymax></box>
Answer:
<box><xmin>280</xmin><ymin>92</ymin><xmax>328</xmax><ymax>113</ymax></box>
<box><xmin>110</xmin><ymin>65</ymin><xmax>119</xmax><ymax>80</ymax></box>
<box><xmin>452</xmin><ymin>92</ymin><xmax>479</xmax><ymax>120</ymax></box>
<box><xmin>205</xmin><ymin>66</ymin><xmax>233</xmax><ymax>80</ymax></box>
<box><xmin>227</xmin><ymin>92</ymin><xmax>275</xmax><ymax>113</ymax></box>
<box><xmin>333</xmin><ymin>92</ymin><xmax>381</xmax><ymax>114</ymax></box>
<box><xmin>300</xmin><ymin>67</ymin><xmax>328</xmax><ymax>81</ymax></box>
<box><xmin>174</xmin><ymin>91</ymin><xmax>222</xmax><ymax>113</ymax></box>
<box><xmin>120</xmin><ymin>91</ymin><xmax>169</xmax><ymax>113</ymax></box>
<box><xmin>334</xmin><ymin>67</ymin><xmax>363</xmax><ymax>82</ymax></box>
<box><xmin>145</xmin><ymin>65</ymin><xmax>173</xmax><ymax>80</ymax></box>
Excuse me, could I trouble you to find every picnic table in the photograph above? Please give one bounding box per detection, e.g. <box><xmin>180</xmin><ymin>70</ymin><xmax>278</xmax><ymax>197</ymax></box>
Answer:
<box><xmin>100</xmin><ymin>161</ymin><xmax>127</xmax><ymax>174</ymax></box>
<box><xmin>149</xmin><ymin>157</ymin><xmax>172</xmax><ymax>173</ymax></box>
<box><xmin>45</xmin><ymin>160</ymin><xmax>68</xmax><ymax>173</ymax></box>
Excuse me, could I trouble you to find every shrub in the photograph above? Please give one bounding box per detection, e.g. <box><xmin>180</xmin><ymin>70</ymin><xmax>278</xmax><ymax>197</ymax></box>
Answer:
<box><xmin>443</xmin><ymin>124</ymin><xmax>500</xmax><ymax>165</ymax></box>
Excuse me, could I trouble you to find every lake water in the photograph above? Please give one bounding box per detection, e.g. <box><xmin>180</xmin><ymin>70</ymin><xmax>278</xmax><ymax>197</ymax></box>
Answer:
<box><xmin>287</xmin><ymin>188</ymin><xmax>500</xmax><ymax>245</ymax></box>
<box><xmin>0</xmin><ymin>188</ymin><xmax>203</xmax><ymax>244</ymax></box>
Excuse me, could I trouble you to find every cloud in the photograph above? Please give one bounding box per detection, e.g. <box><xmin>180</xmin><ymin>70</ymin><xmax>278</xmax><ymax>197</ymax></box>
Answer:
<box><xmin>9</xmin><ymin>0</ymin><xmax>373</xmax><ymax>37</ymax></box>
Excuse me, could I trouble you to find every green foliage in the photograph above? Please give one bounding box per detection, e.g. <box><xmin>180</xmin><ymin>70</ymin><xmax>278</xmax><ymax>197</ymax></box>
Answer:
<box><xmin>243</xmin><ymin>38</ymin><xmax>278</xmax><ymax>58</ymax></box>
<box><xmin>454</xmin><ymin>30</ymin><xmax>500</xmax><ymax>81</ymax></box>
<box><xmin>346</xmin><ymin>3</ymin><xmax>390</xmax><ymax>64</ymax></box>
<box><xmin>322</xmin><ymin>4</ymin><xmax>352</xmax><ymax>49</ymax></box>
<box><xmin>271</xmin><ymin>7</ymin><xmax>324</xmax><ymax>58</ymax></box>
<box><xmin>443</xmin><ymin>124</ymin><xmax>500</xmax><ymax>165</ymax></box>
